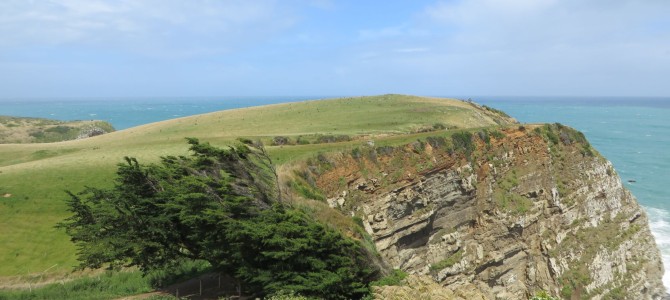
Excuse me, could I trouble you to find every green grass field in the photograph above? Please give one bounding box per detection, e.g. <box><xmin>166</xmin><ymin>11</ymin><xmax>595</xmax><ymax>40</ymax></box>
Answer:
<box><xmin>0</xmin><ymin>95</ymin><xmax>513</xmax><ymax>280</ymax></box>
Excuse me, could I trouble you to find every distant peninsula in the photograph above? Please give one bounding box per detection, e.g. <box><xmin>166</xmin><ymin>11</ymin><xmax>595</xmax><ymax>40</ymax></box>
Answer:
<box><xmin>0</xmin><ymin>116</ymin><xmax>115</xmax><ymax>143</ymax></box>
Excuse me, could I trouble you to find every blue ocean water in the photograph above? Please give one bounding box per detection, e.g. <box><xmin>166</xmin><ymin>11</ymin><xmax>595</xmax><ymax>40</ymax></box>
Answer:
<box><xmin>1</xmin><ymin>96</ymin><xmax>669</xmax><ymax>287</ymax></box>
<box><xmin>0</xmin><ymin>96</ymin><xmax>318</xmax><ymax>130</ymax></box>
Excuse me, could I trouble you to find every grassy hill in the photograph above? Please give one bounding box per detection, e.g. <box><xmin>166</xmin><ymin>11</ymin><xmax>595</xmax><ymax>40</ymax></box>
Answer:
<box><xmin>0</xmin><ymin>116</ymin><xmax>115</xmax><ymax>144</ymax></box>
<box><xmin>0</xmin><ymin>95</ymin><xmax>515</xmax><ymax>280</ymax></box>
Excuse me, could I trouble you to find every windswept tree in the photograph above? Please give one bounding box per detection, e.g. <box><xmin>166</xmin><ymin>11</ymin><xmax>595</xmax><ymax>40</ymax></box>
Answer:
<box><xmin>58</xmin><ymin>138</ymin><xmax>376</xmax><ymax>299</ymax></box>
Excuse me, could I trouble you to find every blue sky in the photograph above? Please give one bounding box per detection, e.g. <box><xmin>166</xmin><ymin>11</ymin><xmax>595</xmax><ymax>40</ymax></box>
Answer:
<box><xmin>1</xmin><ymin>0</ymin><xmax>669</xmax><ymax>98</ymax></box>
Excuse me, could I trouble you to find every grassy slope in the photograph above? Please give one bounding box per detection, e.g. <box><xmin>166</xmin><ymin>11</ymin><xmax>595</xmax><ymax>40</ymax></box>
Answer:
<box><xmin>0</xmin><ymin>116</ymin><xmax>115</xmax><ymax>144</ymax></box>
<box><xmin>0</xmin><ymin>95</ymin><xmax>512</xmax><ymax>278</ymax></box>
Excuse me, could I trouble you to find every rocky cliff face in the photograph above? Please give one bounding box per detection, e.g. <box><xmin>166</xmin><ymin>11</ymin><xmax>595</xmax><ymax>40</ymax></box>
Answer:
<box><xmin>308</xmin><ymin>124</ymin><xmax>664</xmax><ymax>299</ymax></box>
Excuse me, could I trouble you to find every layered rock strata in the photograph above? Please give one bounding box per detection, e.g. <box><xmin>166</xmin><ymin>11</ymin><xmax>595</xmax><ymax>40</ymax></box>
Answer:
<box><xmin>313</xmin><ymin>125</ymin><xmax>665</xmax><ymax>299</ymax></box>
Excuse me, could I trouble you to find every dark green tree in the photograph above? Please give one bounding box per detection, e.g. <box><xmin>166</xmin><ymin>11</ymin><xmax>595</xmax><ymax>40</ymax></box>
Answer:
<box><xmin>58</xmin><ymin>138</ymin><xmax>375</xmax><ymax>299</ymax></box>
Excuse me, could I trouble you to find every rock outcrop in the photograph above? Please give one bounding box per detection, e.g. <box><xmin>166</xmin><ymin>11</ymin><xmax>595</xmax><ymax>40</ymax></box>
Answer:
<box><xmin>309</xmin><ymin>124</ymin><xmax>665</xmax><ymax>299</ymax></box>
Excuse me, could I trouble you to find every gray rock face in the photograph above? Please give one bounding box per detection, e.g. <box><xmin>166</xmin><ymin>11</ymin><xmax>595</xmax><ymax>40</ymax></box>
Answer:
<box><xmin>319</xmin><ymin>127</ymin><xmax>665</xmax><ymax>299</ymax></box>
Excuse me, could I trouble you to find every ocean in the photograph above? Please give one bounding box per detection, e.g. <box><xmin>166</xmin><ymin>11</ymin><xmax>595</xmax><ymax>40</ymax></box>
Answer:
<box><xmin>2</xmin><ymin>96</ymin><xmax>669</xmax><ymax>288</ymax></box>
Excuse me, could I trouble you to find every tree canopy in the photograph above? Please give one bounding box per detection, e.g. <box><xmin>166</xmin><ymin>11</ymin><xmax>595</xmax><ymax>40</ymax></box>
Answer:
<box><xmin>58</xmin><ymin>138</ymin><xmax>376</xmax><ymax>299</ymax></box>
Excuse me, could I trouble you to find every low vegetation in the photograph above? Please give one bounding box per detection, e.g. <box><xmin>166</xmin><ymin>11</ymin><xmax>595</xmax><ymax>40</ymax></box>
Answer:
<box><xmin>369</xmin><ymin>269</ymin><xmax>408</xmax><ymax>287</ymax></box>
<box><xmin>0</xmin><ymin>116</ymin><xmax>114</xmax><ymax>143</ymax></box>
<box><xmin>429</xmin><ymin>249</ymin><xmax>464</xmax><ymax>272</ymax></box>
<box><xmin>533</xmin><ymin>123</ymin><xmax>595</xmax><ymax>157</ymax></box>
<box><xmin>0</xmin><ymin>271</ymin><xmax>151</xmax><ymax>300</ymax></box>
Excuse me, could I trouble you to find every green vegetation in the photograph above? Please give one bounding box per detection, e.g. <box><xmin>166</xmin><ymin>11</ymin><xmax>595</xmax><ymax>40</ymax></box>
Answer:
<box><xmin>315</xmin><ymin>134</ymin><xmax>352</xmax><ymax>144</ymax></box>
<box><xmin>369</xmin><ymin>269</ymin><xmax>408</xmax><ymax>287</ymax></box>
<box><xmin>534</xmin><ymin>123</ymin><xmax>594</xmax><ymax>157</ymax></box>
<box><xmin>0</xmin><ymin>271</ymin><xmax>152</xmax><ymax>300</ymax></box>
<box><xmin>494</xmin><ymin>169</ymin><xmax>533</xmax><ymax>214</ymax></box>
<box><xmin>0</xmin><ymin>116</ymin><xmax>115</xmax><ymax>144</ymax></box>
<box><xmin>265</xmin><ymin>290</ymin><xmax>311</xmax><ymax>300</ymax></box>
<box><xmin>482</xmin><ymin>105</ymin><xmax>511</xmax><ymax>118</ymax></box>
<box><xmin>57</xmin><ymin>139</ymin><xmax>376</xmax><ymax>299</ymax></box>
<box><xmin>559</xmin><ymin>265</ymin><xmax>591</xmax><ymax>300</ymax></box>
<box><xmin>290</xmin><ymin>179</ymin><xmax>326</xmax><ymax>201</ymax></box>
<box><xmin>0</xmin><ymin>95</ymin><xmax>514</xmax><ymax>280</ymax></box>
<box><xmin>451</xmin><ymin>131</ymin><xmax>475</xmax><ymax>158</ymax></box>
<box><xmin>429</xmin><ymin>249</ymin><xmax>464</xmax><ymax>271</ymax></box>
<box><xmin>531</xmin><ymin>291</ymin><xmax>559</xmax><ymax>300</ymax></box>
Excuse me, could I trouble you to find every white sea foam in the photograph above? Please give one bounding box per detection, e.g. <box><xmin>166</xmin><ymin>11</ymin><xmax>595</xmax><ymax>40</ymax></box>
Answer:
<box><xmin>645</xmin><ymin>206</ymin><xmax>670</xmax><ymax>291</ymax></box>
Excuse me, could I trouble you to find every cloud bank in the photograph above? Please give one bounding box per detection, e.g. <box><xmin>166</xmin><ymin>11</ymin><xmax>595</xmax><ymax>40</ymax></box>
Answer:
<box><xmin>0</xmin><ymin>0</ymin><xmax>668</xmax><ymax>97</ymax></box>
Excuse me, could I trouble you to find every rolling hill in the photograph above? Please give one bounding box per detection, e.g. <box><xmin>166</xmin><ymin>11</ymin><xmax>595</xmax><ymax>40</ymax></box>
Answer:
<box><xmin>0</xmin><ymin>95</ymin><xmax>515</xmax><ymax>279</ymax></box>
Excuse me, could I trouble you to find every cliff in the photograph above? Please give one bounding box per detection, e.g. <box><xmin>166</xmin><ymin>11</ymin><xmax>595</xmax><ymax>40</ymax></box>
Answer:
<box><xmin>303</xmin><ymin>124</ymin><xmax>664</xmax><ymax>299</ymax></box>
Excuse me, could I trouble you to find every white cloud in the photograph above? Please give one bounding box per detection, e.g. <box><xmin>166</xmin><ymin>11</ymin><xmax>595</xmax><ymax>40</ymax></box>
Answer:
<box><xmin>334</xmin><ymin>0</ymin><xmax>670</xmax><ymax>96</ymax></box>
<box><xmin>0</xmin><ymin>0</ymin><xmax>296</xmax><ymax>58</ymax></box>
<box><xmin>422</xmin><ymin>0</ymin><xmax>670</xmax><ymax>50</ymax></box>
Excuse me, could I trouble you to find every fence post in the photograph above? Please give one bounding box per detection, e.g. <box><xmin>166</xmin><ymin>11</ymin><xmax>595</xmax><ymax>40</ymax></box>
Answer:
<box><xmin>199</xmin><ymin>279</ymin><xmax>202</xmax><ymax>296</ymax></box>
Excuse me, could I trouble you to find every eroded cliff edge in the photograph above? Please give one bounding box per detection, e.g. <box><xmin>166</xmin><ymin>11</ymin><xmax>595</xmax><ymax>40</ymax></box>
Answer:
<box><xmin>303</xmin><ymin>124</ymin><xmax>664</xmax><ymax>299</ymax></box>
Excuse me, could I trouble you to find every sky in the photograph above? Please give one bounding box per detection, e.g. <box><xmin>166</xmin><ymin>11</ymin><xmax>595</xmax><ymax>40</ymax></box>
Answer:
<box><xmin>1</xmin><ymin>0</ymin><xmax>669</xmax><ymax>98</ymax></box>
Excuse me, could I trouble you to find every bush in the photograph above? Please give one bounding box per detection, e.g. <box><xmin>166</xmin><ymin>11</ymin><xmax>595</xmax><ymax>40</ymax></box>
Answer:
<box><xmin>375</xmin><ymin>146</ymin><xmax>395</xmax><ymax>156</ymax></box>
<box><xmin>490</xmin><ymin>130</ymin><xmax>505</xmax><ymax>139</ymax></box>
<box><xmin>426</xmin><ymin>136</ymin><xmax>447</xmax><ymax>148</ymax></box>
<box><xmin>272</xmin><ymin>136</ymin><xmax>292</xmax><ymax>146</ymax></box>
<box><xmin>477</xmin><ymin>130</ymin><xmax>490</xmax><ymax>145</ymax></box>
<box><xmin>451</xmin><ymin>132</ymin><xmax>475</xmax><ymax>158</ymax></box>
<box><xmin>290</xmin><ymin>180</ymin><xmax>326</xmax><ymax>201</ymax></box>
<box><xmin>45</xmin><ymin>125</ymin><xmax>73</xmax><ymax>134</ymax></box>
<box><xmin>265</xmin><ymin>290</ymin><xmax>310</xmax><ymax>300</ymax></box>
<box><xmin>296</xmin><ymin>136</ymin><xmax>310</xmax><ymax>145</ymax></box>
<box><xmin>315</xmin><ymin>134</ymin><xmax>351</xmax><ymax>144</ymax></box>
<box><xmin>369</xmin><ymin>269</ymin><xmax>408</xmax><ymax>287</ymax></box>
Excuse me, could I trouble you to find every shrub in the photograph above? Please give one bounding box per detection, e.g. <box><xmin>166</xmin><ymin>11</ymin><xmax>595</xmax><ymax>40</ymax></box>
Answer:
<box><xmin>315</xmin><ymin>134</ymin><xmax>351</xmax><ymax>144</ymax></box>
<box><xmin>426</xmin><ymin>136</ymin><xmax>447</xmax><ymax>148</ymax></box>
<box><xmin>369</xmin><ymin>269</ymin><xmax>408</xmax><ymax>287</ymax></box>
<box><xmin>272</xmin><ymin>136</ymin><xmax>292</xmax><ymax>146</ymax></box>
<box><xmin>531</xmin><ymin>291</ymin><xmax>559</xmax><ymax>300</ymax></box>
<box><xmin>477</xmin><ymin>130</ymin><xmax>490</xmax><ymax>145</ymax></box>
<box><xmin>296</xmin><ymin>136</ymin><xmax>310</xmax><ymax>145</ymax></box>
<box><xmin>451</xmin><ymin>131</ymin><xmax>475</xmax><ymax>158</ymax></box>
<box><xmin>490</xmin><ymin>130</ymin><xmax>505</xmax><ymax>139</ymax></box>
<box><xmin>45</xmin><ymin>125</ymin><xmax>73</xmax><ymax>134</ymax></box>
<box><xmin>290</xmin><ymin>180</ymin><xmax>326</xmax><ymax>201</ymax></box>
<box><xmin>375</xmin><ymin>145</ymin><xmax>395</xmax><ymax>156</ymax></box>
<box><xmin>266</xmin><ymin>290</ymin><xmax>310</xmax><ymax>300</ymax></box>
